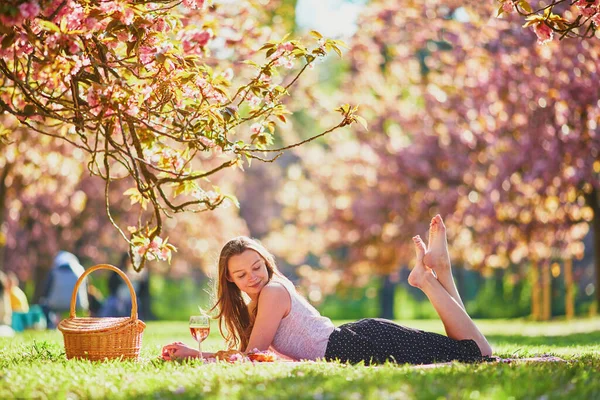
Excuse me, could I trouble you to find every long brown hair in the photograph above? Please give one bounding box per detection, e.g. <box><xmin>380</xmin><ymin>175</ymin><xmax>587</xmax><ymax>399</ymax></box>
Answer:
<box><xmin>210</xmin><ymin>236</ymin><xmax>284</xmax><ymax>351</ymax></box>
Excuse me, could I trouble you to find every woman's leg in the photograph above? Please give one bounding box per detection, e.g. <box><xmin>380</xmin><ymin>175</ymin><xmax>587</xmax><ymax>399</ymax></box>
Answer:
<box><xmin>422</xmin><ymin>215</ymin><xmax>466</xmax><ymax>311</ymax></box>
<box><xmin>409</xmin><ymin>236</ymin><xmax>492</xmax><ymax>357</ymax></box>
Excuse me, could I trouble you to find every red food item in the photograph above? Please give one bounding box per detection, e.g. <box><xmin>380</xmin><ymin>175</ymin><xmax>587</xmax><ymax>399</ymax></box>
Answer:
<box><xmin>247</xmin><ymin>350</ymin><xmax>277</xmax><ymax>362</ymax></box>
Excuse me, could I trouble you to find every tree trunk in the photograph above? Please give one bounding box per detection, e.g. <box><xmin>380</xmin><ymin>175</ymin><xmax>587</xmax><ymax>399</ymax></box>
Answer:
<box><xmin>565</xmin><ymin>258</ymin><xmax>574</xmax><ymax>320</ymax></box>
<box><xmin>379</xmin><ymin>273</ymin><xmax>398</xmax><ymax>320</ymax></box>
<box><xmin>0</xmin><ymin>163</ymin><xmax>13</xmax><ymax>272</ymax></box>
<box><xmin>531</xmin><ymin>259</ymin><xmax>541</xmax><ymax>321</ymax></box>
<box><xmin>585</xmin><ymin>187</ymin><xmax>600</xmax><ymax>310</ymax></box>
<box><xmin>542</xmin><ymin>260</ymin><xmax>551</xmax><ymax>321</ymax></box>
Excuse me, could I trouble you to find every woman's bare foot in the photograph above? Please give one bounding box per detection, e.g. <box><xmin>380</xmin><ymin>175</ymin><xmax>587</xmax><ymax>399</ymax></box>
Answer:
<box><xmin>423</xmin><ymin>215</ymin><xmax>451</xmax><ymax>274</ymax></box>
<box><xmin>408</xmin><ymin>236</ymin><xmax>434</xmax><ymax>289</ymax></box>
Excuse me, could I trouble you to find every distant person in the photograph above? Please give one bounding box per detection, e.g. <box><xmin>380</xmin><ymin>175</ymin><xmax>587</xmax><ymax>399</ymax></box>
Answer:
<box><xmin>87</xmin><ymin>284</ymin><xmax>104</xmax><ymax>317</ymax></box>
<box><xmin>98</xmin><ymin>263</ymin><xmax>130</xmax><ymax>318</ymax></box>
<box><xmin>7</xmin><ymin>272</ymin><xmax>29</xmax><ymax>313</ymax></box>
<box><xmin>40</xmin><ymin>251</ymin><xmax>89</xmax><ymax>328</ymax></box>
<box><xmin>99</xmin><ymin>253</ymin><xmax>138</xmax><ymax>317</ymax></box>
<box><xmin>0</xmin><ymin>272</ymin><xmax>15</xmax><ymax>337</ymax></box>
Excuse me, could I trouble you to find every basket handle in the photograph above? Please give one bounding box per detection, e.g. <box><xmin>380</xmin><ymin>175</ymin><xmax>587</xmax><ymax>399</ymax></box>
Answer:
<box><xmin>69</xmin><ymin>263</ymin><xmax>139</xmax><ymax>320</ymax></box>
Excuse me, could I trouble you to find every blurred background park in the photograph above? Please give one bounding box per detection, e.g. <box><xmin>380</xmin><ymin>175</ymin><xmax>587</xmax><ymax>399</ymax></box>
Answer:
<box><xmin>0</xmin><ymin>0</ymin><xmax>599</xmax><ymax>332</ymax></box>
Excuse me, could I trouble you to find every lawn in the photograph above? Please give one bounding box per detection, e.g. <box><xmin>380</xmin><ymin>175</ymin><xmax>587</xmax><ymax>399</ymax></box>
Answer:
<box><xmin>1</xmin><ymin>318</ymin><xmax>599</xmax><ymax>399</ymax></box>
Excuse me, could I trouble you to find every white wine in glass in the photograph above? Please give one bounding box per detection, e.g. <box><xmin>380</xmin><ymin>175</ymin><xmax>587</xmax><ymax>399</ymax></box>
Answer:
<box><xmin>189</xmin><ymin>315</ymin><xmax>210</xmax><ymax>359</ymax></box>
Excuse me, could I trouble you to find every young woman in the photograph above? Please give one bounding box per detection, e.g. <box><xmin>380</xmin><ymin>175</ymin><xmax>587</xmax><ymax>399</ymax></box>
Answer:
<box><xmin>162</xmin><ymin>215</ymin><xmax>493</xmax><ymax>365</ymax></box>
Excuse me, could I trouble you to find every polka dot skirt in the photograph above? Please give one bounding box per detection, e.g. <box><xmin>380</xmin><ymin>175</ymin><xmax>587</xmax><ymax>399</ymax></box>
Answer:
<box><xmin>324</xmin><ymin>318</ymin><xmax>483</xmax><ymax>365</ymax></box>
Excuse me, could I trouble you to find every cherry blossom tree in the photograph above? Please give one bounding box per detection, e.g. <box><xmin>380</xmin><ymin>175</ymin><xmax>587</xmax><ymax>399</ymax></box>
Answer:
<box><xmin>498</xmin><ymin>0</ymin><xmax>600</xmax><ymax>42</ymax></box>
<box><xmin>266</xmin><ymin>0</ymin><xmax>599</xmax><ymax>316</ymax></box>
<box><xmin>0</xmin><ymin>0</ymin><xmax>359</xmax><ymax>270</ymax></box>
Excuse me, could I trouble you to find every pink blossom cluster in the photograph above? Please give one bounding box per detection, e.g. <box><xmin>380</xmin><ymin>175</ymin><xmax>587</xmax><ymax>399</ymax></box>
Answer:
<box><xmin>532</xmin><ymin>22</ymin><xmax>553</xmax><ymax>44</ymax></box>
<box><xmin>190</xmin><ymin>189</ymin><xmax>220</xmax><ymax>204</ymax></box>
<box><xmin>575</xmin><ymin>0</ymin><xmax>599</xmax><ymax>18</ymax></box>
<box><xmin>135</xmin><ymin>236</ymin><xmax>171</xmax><ymax>261</ymax></box>
<box><xmin>179</xmin><ymin>29</ymin><xmax>213</xmax><ymax>55</ymax></box>
<box><xmin>250</xmin><ymin>123</ymin><xmax>264</xmax><ymax>135</ymax></box>
<box><xmin>0</xmin><ymin>32</ymin><xmax>33</xmax><ymax>59</ymax></box>
<box><xmin>98</xmin><ymin>1</ymin><xmax>135</xmax><ymax>25</ymax></box>
<box><xmin>195</xmin><ymin>75</ymin><xmax>228</xmax><ymax>104</ymax></box>
<box><xmin>502</xmin><ymin>1</ymin><xmax>514</xmax><ymax>14</ymax></box>
<box><xmin>182</xmin><ymin>0</ymin><xmax>206</xmax><ymax>10</ymax></box>
<box><xmin>270</xmin><ymin>42</ymin><xmax>296</xmax><ymax>69</ymax></box>
<box><xmin>0</xmin><ymin>1</ymin><xmax>40</xmax><ymax>27</ymax></box>
<box><xmin>151</xmin><ymin>148</ymin><xmax>186</xmax><ymax>171</ymax></box>
<box><xmin>245</xmin><ymin>94</ymin><xmax>261</xmax><ymax>108</ymax></box>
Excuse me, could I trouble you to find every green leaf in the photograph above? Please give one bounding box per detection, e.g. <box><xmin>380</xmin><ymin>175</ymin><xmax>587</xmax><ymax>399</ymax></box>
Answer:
<box><xmin>38</xmin><ymin>20</ymin><xmax>60</xmax><ymax>33</ymax></box>
<box><xmin>355</xmin><ymin>116</ymin><xmax>368</xmax><ymax>131</ymax></box>
<box><xmin>310</xmin><ymin>30</ymin><xmax>323</xmax><ymax>39</ymax></box>
<box><xmin>497</xmin><ymin>5</ymin><xmax>505</xmax><ymax>17</ymax></box>
<box><xmin>519</xmin><ymin>0</ymin><xmax>533</xmax><ymax>13</ymax></box>
<box><xmin>258</xmin><ymin>43</ymin><xmax>275</xmax><ymax>51</ymax></box>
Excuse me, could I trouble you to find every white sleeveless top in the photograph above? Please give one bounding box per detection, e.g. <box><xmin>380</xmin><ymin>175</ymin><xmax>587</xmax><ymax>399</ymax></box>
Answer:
<box><xmin>270</xmin><ymin>278</ymin><xmax>335</xmax><ymax>360</ymax></box>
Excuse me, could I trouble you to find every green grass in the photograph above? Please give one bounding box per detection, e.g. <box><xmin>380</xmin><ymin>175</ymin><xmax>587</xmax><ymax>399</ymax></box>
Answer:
<box><xmin>1</xmin><ymin>318</ymin><xmax>599</xmax><ymax>399</ymax></box>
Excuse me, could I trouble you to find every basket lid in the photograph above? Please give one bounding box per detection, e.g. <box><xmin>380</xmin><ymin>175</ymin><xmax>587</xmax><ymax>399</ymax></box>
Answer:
<box><xmin>58</xmin><ymin>317</ymin><xmax>145</xmax><ymax>334</ymax></box>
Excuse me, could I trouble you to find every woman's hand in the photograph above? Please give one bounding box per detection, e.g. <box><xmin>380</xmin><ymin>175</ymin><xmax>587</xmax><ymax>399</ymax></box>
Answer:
<box><xmin>161</xmin><ymin>342</ymin><xmax>198</xmax><ymax>361</ymax></box>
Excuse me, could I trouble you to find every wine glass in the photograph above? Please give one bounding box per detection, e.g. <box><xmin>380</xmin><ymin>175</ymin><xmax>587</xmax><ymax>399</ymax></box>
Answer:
<box><xmin>189</xmin><ymin>315</ymin><xmax>210</xmax><ymax>360</ymax></box>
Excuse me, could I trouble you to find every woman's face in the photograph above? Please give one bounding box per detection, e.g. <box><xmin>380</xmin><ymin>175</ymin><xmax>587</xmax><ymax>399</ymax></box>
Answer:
<box><xmin>227</xmin><ymin>249</ymin><xmax>269</xmax><ymax>297</ymax></box>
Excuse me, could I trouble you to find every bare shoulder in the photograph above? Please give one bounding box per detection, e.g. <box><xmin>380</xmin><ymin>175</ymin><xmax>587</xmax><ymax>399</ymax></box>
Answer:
<box><xmin>259</xmin><ymin>281</ymin><xmax>289</xmax><ymax>300</ymax></box>
<box><xmin>257</xmin><ymin>281</ymin><xmax>291</xmax><ymax>318</ymax></box>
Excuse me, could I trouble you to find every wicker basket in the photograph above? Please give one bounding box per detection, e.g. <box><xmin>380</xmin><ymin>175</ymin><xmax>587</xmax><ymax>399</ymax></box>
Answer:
<box><xmin>58</xmin><ymin>264</ymin><xmax>146</xmax><ymax>361</ymax></box>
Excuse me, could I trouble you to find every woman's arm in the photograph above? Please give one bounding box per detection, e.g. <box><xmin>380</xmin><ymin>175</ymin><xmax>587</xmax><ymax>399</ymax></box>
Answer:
<box><xmin>244</xmin><ymin>283</ymin><xmax>291</xmax><ymax>352</ymax></box>
<box><xmin>161</xmin><ymin>342</ymin><xmax>215</xmax><ymax>361</ymax></box>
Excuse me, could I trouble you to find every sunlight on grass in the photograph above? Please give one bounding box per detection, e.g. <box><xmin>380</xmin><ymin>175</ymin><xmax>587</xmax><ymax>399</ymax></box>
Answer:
<box><xmin>1</xmin><ymin>318</ymin><xmax>599</xmax><ymax>399</ymax></box>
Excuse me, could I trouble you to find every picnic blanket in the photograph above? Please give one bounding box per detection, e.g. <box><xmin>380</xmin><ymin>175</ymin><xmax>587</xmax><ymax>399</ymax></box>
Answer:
<box><xmin>410</xmin><ymin>354</ymin><xmax>566</xmax><ymax>369</ymax></box>
<box><xmin>244</xmin><ymin>354</ymin><xmax>566</xmax><ymax>368</ymax></box>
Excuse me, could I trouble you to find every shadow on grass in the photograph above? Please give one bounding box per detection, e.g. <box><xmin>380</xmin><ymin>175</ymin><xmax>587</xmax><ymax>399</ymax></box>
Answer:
<box><xmin>487</xmin><ymin>330</ymin><xmax>600</xmax><ymax>347</ymax></box>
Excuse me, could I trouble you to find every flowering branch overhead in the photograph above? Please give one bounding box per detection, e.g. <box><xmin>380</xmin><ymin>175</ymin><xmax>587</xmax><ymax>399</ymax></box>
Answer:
<box><xmin>0</xmin><ymin>0</ymin><xmax>357</xmax><ymax>270</ymax></box>
<box><xmin>498</xmin><ymin>0</ymin><xmax>600</xmax><ymax>43</ymax></box>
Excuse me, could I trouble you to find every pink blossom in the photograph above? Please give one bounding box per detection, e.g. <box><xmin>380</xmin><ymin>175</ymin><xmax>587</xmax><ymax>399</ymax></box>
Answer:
<box><xmin>270</xmin><ymin>48</ymin><xmax>285</xmax><ymax>60</ymax></box>
<box><xmin>250</xmin><ymin>123</ymin><xmax>263</xmax><ymax>135</ymax></box>
<box><xmin>222</xmin><ymin>68</ymin><xmax>234</xmax><ymax>81</ymax></box>
<box><xmin>502</xmin><ymin>2</ymin><xmax>513</xmax><ymax>13</ymax></box>
<box><xmin>99</xmin><ymin>1</ymin><xmax>121</xmax><ymax>15</ymax></box>
<box><xmin>532</xmin><ymin>22</ymin><xmax>553</xmax><ymax>44</ymax></box>
<box><xmin>247</xmin><ymin>95</ymin><xmax>261</xmax><ymax>107</ymax></box>
<box><xmin>120</xmin><ymin>8</ymin><xmax>135</xmax><ymax>25</ymax></box>
<box><xmin>205</xmin><ymin>191</ymin><xmax>219</xmax><ymax>202</ymax></box>
<box><xmin>136</xmin><ymin>245</ymin><xmax>148</xmax><ymax>257</ymax></box>
<box><xmin>149</xmin><ymin>236</ymin><xmax>163</xmax><ymax>252</ymax></box>
<box><xmin>68</xmin><ymin>40</ymin><xmax>80</xmax><ymax>54</ymax></box>
<box><xmin>18</xmin><ymin>1</ymin><xmax>41</xmax><ymax>19</ymax></box>
<box><xmin>194</xmin><ymin>30</ymin><xmax>212</xmax><ymax>47</ymax></box>
<box><xmin>229</xmin><ymin>353</ymin><xmax>244</xmax><ymax>362</ymax></box>
<box><xmin>592</xmin><ymin>12</ymin><xmax>600</xmax><ymax>26</ymax></box>
<box><xmin>158</xmin><ymin>247</ymin><xmax>170</xmax><ymax>261</ymax></box>
<box><xmin>140</xmin><ymin>86</ymin><xmax>153</xmax><ymax>101</ymax></box>
<box><xmin>279</xmin><ymin>42</ymin><xmax>294</xmax><ymax>52</ymax></box>
<box><xmin>139</xmin><ymin>46</ymin><xmax>156</xmax><ymax>65</ymax></box>
<box><xmin>198</xmin><ymin>136</ymin><xmax>216</xmax><ymax>148</ymax></box>
<box><xmin>155</xmin><ymin>18</ymin><xmax>169</xmax><ymax>32</ymax></box>
<box><xmin>182</xmin><ymin>0</ymin><xmax>206</xmax><ymax>10</ymax></box>
<box><xmin>283</xmin><ymin>58</ymin><xmax>294</xmax><ymax>69</ymax></box>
